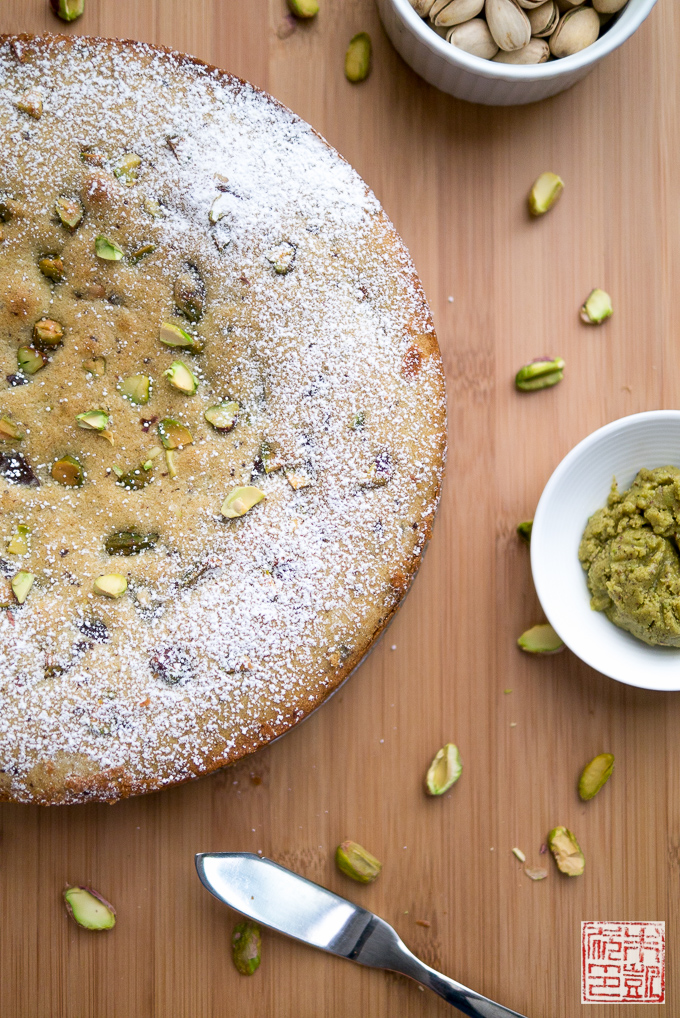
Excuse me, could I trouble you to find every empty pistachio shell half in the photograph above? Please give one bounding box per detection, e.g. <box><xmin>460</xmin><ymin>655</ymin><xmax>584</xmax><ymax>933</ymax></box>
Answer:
<box><xmin>578</xmin><ymin>753</ymin><xmax>614</xmax><ymax>801</ymax></box>
<box><xmin>39</xmin><ymin>255</ymin><xmax>65</xmax><ymax>282</ymax></box>
<box><xmin>50</xmin><ymin>0</ymin><xmax>85</xmax><ymax>21</ymax></box>
<box><xmin>425</xmin><ymin>743</ymin><xmax>463</xmax><ymax>795</ymax></box>
<box><xmin>493</xmin><ymin>38</ymin><xmax>549</xmax><ymax>62</ymax></box>
<box><xmin>105</xmin><ymin>531</ymin><xmax>158</xmax><ymax>555</ymax></box>
<box><xmin>447</xmin><ymin>19</ymin><xmax>499</xmax><ymax>59</ymax></box>
<box><xmin>529</xmin><ymin>171</ymin><xmax>564</xmax><ymax>216</ymax></box>
<box><xmin>265</xmin><ymin>242</ymin><xmax>296</xmax><ymax>274</ymax></box>
<box><xmin>486</xmin><ymin>0</ymin><xmax>531</xmax><ymax>51</ymax></box>
<box><xmin>16</xmin><ymin>88</ymin><xmax>43</xmax><ymax>119</ymax></box>
<box><xmin>345</xmin><ymin>32</ymin><xmax>372</xmax><ymax>82</ymax></box>
<box><xmin>221</xmin><ymin>486</ymin><xmax>265</xmax><ymax>519</ymax></box>
<box><xmin>52</xmin><ymin>454</ymin><xmax>84</xmax><ymax>487</ymax></box>
<box><xmin>287</xmin><ymin>0</ymin><xmax>319</xmax><ymax>16</ymax></box>
<box><xmin>173</xmin><ymin>269</ymin><xmax>206</xmax><ymax>323</ymax></box>
<box><xmin>93</xmin><ymin>574</ymin><xmax>128</xmax><ymax>598</ymax></box>
<box><xmin>433</xmin><ymin>0</ymin><xmax>484</xmax><ymax>28</ymax></box>
<box><xmin>524</xmin><ymin>866</ymin><xmax>548</xmax><ymax>881</ymax></box>
<box><xmin>164</xmin><ymin>360</ymin><xmax>198</xmax><ymax>395</ymax></box>
<box><xmin>55</xmin><ymin>196</ymin><xmax>84</xmax><ymax>230</ymax></box>
<box><xmin>158</xmin><ymin>418</ymin><xmax>193</xmax><ymax>449</ymax></box>
<box><xmin>113</xmin><ymin>152</ymin><xmax>141</xmax><ymax>185</ymax></box>
<box><xmin>517</xmin><ymin>623</ymin><xmax>564</xmax><ymax>653</ymax></box>
<box><xmin>517</xmin><ymin>520</ymin><xmax>533</xmax><ymax>543</ymax></box>
<box><xmin>95</xmin><ymin>236</ymin><xmax>124</xmax><ymax>261</ymax></box>
<box><xmin>76</xmin><ymin>410</ymin><xmax>110</xmax><ymax>432</ymax></box>
<box><xmin>7</xmin><ymin>524</ymin><xmax>30</xmax><ymax>555</ymax></box>
<box><xmin>0</xmin><ymin>416</ymin><xmax>24</xmax><ymax>441</ymax></box>
<box><xmin>159</xmin><ymin>321</ymin><xmax>204</xmax><ymax>353</ymax></box>
<box><xmin>119</xmin><ymin>374</ymin><xmax>150</xmax><ymax>405</ymax></box>
<box><xmin>548</xmin><ymin>826</ymin><xmax>584</xmax><ymax>876</ymax></box>
<box><xmin>63</xmin><ymin>887</ymin><xmax>116</xmax><ymax>930</ymax></box>
<box><xmin>17</xmin><ymin>346</ymin><xmax>47</xmax><ymax>375</ymax></box>
<box><xmin>335</xmin><ymin>841</ymin><xmax>382</xmax><ymax>883</ymax></box>
<box><xmin>11</xmin><ymin>570</ymin><xmax>34</xmax><ymax>604</ymax></box>
<box><xmin>515</xmin><ymin>357</ymin><xmax>565</xmax><ymax>391</ymax></box>
<box><xmin>33</xmin><ymin>318</ymin><xmax>64</xmax><ymax>350</ymax></box>
<box><xmin>581</xmin><ymin>288</ymin><xmax>613</xmax><ymax>324</ymax></box>
<box><xmin>204</xmin><ymin>401</ymin><xmax>239</xmax><ymax>432</ymax></box>
<box><xmin>550</xmin><ymin>5</ymin><xmax>600</xmax><ymax>58</ymax></box>
<box><xmin>231</xmin><ymin>921</ymin><xmax>262</xmax><ymax>976</ymax></box>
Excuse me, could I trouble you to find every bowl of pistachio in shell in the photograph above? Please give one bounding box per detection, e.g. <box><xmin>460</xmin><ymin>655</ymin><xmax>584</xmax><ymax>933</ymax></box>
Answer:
<box><xmin>376</xmin><ymin>0</ymin><xmax>657</xmax><ymax>105</ymax></box>
<box><xmin>531</xmin><ymin>411</ymin><xmax>680</xmax><ymax>692</ymax></box>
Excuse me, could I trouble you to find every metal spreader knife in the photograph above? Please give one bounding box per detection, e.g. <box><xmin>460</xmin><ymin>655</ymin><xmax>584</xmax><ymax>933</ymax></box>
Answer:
<box><xmin>196</xmin><ymin>853</ymin><xmax>528</xmax><ymax>1018</ymax></box>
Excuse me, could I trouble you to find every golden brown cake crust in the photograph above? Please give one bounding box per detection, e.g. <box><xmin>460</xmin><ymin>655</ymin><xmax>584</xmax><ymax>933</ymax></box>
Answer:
<box><xmin>0</xmin><ymin>34</ymin><xmax>446</xmax><ymax>805</ymax></box>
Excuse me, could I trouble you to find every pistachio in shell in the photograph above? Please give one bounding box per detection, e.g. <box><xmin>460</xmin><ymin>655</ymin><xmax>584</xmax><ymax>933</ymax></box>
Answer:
<box><xmin>425</xmin><ymin>743</ymin><xmax>462</xmax><ymax>795</ymax></box>
<box><xmin>231</xmin><ymin>921</ymin><xmax>262</xmax><ymax>976</ymax></box>
<box><xmin>548</xmin><ymin>826</ymin><xmax>584</xmax><ymax>876</ymax></box>
<box><xmin>493</xmin><ymin>38</ymin><xmax>549</xmax><ymax>62</ymax></box>
<box><xmin>447</xmin><ymin>19</ymin><xmax>499</xmax><ymax>59</ymax></box>
<box><xmin>550</xmin><ymin>5</ymin><xmax>600</xmax><ymax>59</ymax></box>
<box><xmin>486</xmin><ymin>0</ymin><xmax>531</xmax><ymax>51</ymax></box>
<box><xmin>527</xmin><ymin>0</ymin><xmax>559</xmax><ymax>36</ymax></box>
<box><xmin>63</xmin><ymin>887</ymin><xmax>116</xmax><ymax>930</ymax></box>
<box><xmin>433</xmin><ymin>0</ymin><xmax>484</xmax><ymax>27</ymax></box>
<box><xmin>335</xmin><ymin>841</ymin><xmax>382</xmax><ymax>883</ymax></box>
<box><xmin>578</xmin><ymin>753</ymin><xmax>614</xmax><ymax>801</ymax></box>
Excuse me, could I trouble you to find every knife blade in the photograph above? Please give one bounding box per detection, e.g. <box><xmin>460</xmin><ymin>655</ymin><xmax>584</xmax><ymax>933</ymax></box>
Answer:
<box><xmin>196</xmin><ymin>852</ymin><xmax>529</xmax><ymax>1018</ymax></box>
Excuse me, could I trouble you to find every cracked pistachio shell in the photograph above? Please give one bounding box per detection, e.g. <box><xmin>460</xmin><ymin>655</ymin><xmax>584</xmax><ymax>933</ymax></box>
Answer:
<box><xmin>93</xmin><ymin>574</ymin><xmax>128</xmax><ymax>599</ymax></box>
<box><xmin>433</xmin><ymin>0</ymin><xmax>484</xmax><ymax>27</ymax></box>
<box><xmin>158</xmin><ymin>418</ymin><xmax>193</xmax><ymax>450</ymax></box>
<box><xmin>529</xmin><ymin>171</ymin><xmax>564</xmax><ymax>215</ymax></box>
<box><xmin>425</xmin><ymin>743</ymin><xmax>462</xmax><ymax>795</ymax></box>
<box><xmin>0</xmin><ymin>416</ymin><xmax>24</xmax><ymax>441</ymax></box>
<box><xmin>578</xmin><ymin>753</ymin><xmax>614</xmax><ymax>801</ymax></box>
<box><xmin>159</xmin><ymin>321</ymin><xmax>204</xmax><ymax>353</ymax></box>
<box><xmin>7</xmin><ymin>524</ymin><xmax>30</xmax><ymax>556</ymax></box>
<box><xmin>16</xmin><ymin>88</ymin><xmax>43</xmax><ymax>119</ymax></box>
<box><xmin>63</xmin><ymin>887</ymin><xmax>116</xmax><ymax>930</ymax></box>
<box><xmin>515</xmin><ymin>357</ymin><xmax>565</xmax><ymax>391</ymax></box>
<box><xmin>33</xmin><ymin>318</ymin><xmax>64</xmax><ymax>350</ymax></box>
<box><xmin>517</xmin><ymin>520</ymin><xmax>533</xmax><ymax>543</ymax></box>
<box><xmin>287</xmin><ymin>0</ymin><xmax>319</xmax><ymax>16</ymax></box>
<box><xmin>119</xmin><ymin>374</ymin><xmax>150</xmax><ymax>405</ymax></box>
<box><xmin>550</xmin><ymin>5</ymin><xmax>600</xmax><ymax>58</ymax></box>
<box><xmin>204</xmin><ymin>401</ymin><xmax>239</xmax><ymax>432</ymax></box>
<box><xmin>517</xmin><ymin>623</ymin><xmax>564</xmax><ymax>654</ymax></box>
<box><xmin>486</xmin><ymin>0</ymin><xmax>531</xmax><ymax>51</ymax></box>
<box><xmin>231</xmin><ymin>921</ymin><xmax>262</xmax><ymax>976</ymax></box>
<box><xmin>39</xmin><ymin>255</ymin><xmax>65</xmax><ymax>282</ymax></box>
<box><xmin>335</xmin><ymin>841</ymin><xmax>382</xmax><ymax>883</ymax></box>
<box><xmin>55</xmin><ymin>196</ymin><xmax>83</xmax><ymax>230</ymax></box>
<box><xmin>581</xmin><ymin>288</ymin><xmax>613</xmax><ymax>324</ymax></box>
<box><xmin>11</xmin><ymin>570</ymin><xmax>34</xmax><ymax>604</ymax></box>
<box><xmin>164</xmin><ymin>360</ymin><xmax>198</xmax><ymax>395</ymax></box>
<box><xmin>82</xmin><ymin>355</ymin><xmax>106</xmax><ymax>376</ymax></box>
<box><xmin>409</xmin><ymin>0</ymin><xmax>436</xmax><ymax>13</ymax></box>
<box><xmin>493</xmin><ymin>38</ymin><xmax>550</xmax><ymax>62</ymax></box>
<box><xmin>18</xmin><ymin>345</ymin><xmax>47</xmax><ymax>375</ymax></box>
<box><xmin>76</xmin><ymin>410</ymin><xmax>110</xmax><ymax>432</ymax></box>
<box><xmin>447</xmin><ymin>20</ymin><xmax>499</xmax><ymax>59</ymax></box>
<box><xmin>548</xmin><ymin>826</ymin><xmax>584</xmax><ymax>876</ymax></box>
<box><xmin>50</xmin><ymin>0</ymin><xmax>85</xmax><ymax>20</ymax></box>
<box><xmin>52</xmin><ymin>455</ymin><xmax>84</xmax><ymax>487</ymax></box>
<box><xmin>527</xmin><ymin>0</ymin><xmax>559</xmax><ymax>35</ymax></box>
<box><xmin>345</xmin><ymin>32</ymin><xmax>372</xmax><ymax>82</ymax></box>
<box><xmin>95</xmin><ymin>236</ymin><xmax>124</xmax><ymax>261</ymax></box>
<box><xmin>221</xmin><ymin>486</ymin><xmax>265</xmax><ymax>519</ymax></box>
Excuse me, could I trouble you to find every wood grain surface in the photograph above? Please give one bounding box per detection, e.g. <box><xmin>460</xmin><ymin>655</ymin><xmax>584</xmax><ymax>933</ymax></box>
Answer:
<box><xmin>0</xmin><ymin>1</ymin><xmax>677</xmax><ymax>1016</ymax></box>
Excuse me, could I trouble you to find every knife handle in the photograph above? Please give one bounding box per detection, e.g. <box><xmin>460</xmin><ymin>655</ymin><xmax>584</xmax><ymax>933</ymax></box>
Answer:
<box><xmin>385</xmin><ymin>939</ymin><xmax>529</xmax><ymax>1018</ymax></box>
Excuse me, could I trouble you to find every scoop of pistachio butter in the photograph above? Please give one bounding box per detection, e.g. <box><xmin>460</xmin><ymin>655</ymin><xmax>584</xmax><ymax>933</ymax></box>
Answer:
<box><xmin>579</xmin><ymin>466</ymin><xmax>680</xmax><ymax>647</ymax></box>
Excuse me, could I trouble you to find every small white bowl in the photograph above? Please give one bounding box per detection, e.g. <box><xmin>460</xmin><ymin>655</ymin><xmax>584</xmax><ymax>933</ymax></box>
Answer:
<box><xmin>376</xmin><ymin>0</ymin><xmax>658</xmax><ymax>106</ymax></box>
<box><xmin>531</xmin><ymin>411</ymin><xmax>680</xmax><ymax>691</ymax></box>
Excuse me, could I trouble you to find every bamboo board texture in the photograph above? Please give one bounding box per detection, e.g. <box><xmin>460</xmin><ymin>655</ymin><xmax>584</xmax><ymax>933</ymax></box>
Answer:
<box><xmin>0</xmin><ymin>1</ymin><xmax>678</xmax><ymax>1016</ymax></box>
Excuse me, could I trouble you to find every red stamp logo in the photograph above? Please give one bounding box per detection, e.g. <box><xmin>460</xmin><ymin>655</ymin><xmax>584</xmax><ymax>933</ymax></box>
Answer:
<box><xmin>582</xmin><ymin>921</ymin><xmax>665</xmax><ymax>1004</ymax></box>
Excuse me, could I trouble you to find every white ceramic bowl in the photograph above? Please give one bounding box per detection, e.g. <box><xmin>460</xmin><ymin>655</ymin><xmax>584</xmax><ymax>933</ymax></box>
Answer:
<box><xmin>376</xmin><ymin>0</ymin><xmax>658</xmax><ymax>105</ymax></box>
<box><xmin>531</xmin><ymin>411</ymin><xmax>680</xmax><ymax>691</ymax></box>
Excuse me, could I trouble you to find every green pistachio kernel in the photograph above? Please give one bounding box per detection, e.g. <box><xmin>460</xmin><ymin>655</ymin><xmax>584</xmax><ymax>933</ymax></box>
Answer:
<box><xmin>425</xmin><ymin>743</ymin><xmax>463</xmax><ymax>796</ymax></box>
<box><xmin>55</xmin><ymin>196</ymin><xmax>83</xmax><ymax>230</ymax></box>
<box><xmin>95</xmin><ymin>236</ymin><xmax>124</xmax><ymax>261</ymax></box>
<box><xmin>143</xmin><ymin>197</ymin><xmax>164</xmax><ymax>218</ymax></box>
<box><xmin>113</xmin><ymin>153</ymin><xmax>141</xmax><ymax>185</ymax></box>
<box><xmin>39</xmin><ymin>255</ymin><xmax>65</xmax><ymax>282</ymax></box>
<box><xmin>115</xmin><ymin>464</ymin><xmax>151</xmax><ymax>490</ymax></box>
<box><xmin>221</xmin><ymin>486</ymin><xmax>265</xmax><ymax>519</ymax></box>
<box><xmin>7</xmin><ymin>524</ymin><xmax>30</xmax><ymax>556</ymax></box>
<box><xmin>517</xmin><ymin>623</ymin><xmax>564</xmax><ymax>654</ymax></box>
<box><xmin>548</xmin><ymin>826</ymin><xmax>584</xmax><ymax>877</ymax></box>
<box><xmin>157</xmin><ymin>418</ymin><xmax>193</xmax><ymax>449</ymax></box>
<box><xmin>11</xmin><ymin>570</ymin><xmax>34</xmax><ymax>604</ymax></box>
<box><xmin>82</xmin><ymin>355</ymin><xmax>106</xmax><ymax>376</ymax></box>
<box><xmin>159</xmin><ymin>321</ymin><xmax>204</xmax><ymax>353</ymax></box>
<box><xmin>173</xmin><ymin>268</ymin><xmax>206</xmax><ymax>323</ymax></box>
<box><xmin>204</xmin><ymin>401</ymin><xmax>239</xmax><ymax>432</ymax></box>
<box><xmin>231</xmin><ymin>921</ymin><xmax>262</xmax><ymax>976</ymax></box>
<box><xmin>349</xmin><ymin>411</ymin><xmax>365</xmax><ymax>430</ymax></box>
<box><xmin>335</xmin><ymin>840</ymin><xmax>382</xmax><ymax>883</ymax></box>
<box><xmin>76</xmin><ymin>410</ymin><xmax>110</xmax><ymax>432</ymax></box>
<box><xmin>345</xmin><ymin>32</ymin><xmax>372</xmax><ymax>83</ymax></box>
<box><xmin>52</xmin><ymin>454</ymin><xmax>84</xmax><ymax>487</ymax></box>
<box><xmin>164</xmin><ymin>360</ymin><xmax>198</xmax><ymax>396</ymax></box>
<box><xmin>119</xmin><ymin>375</ymin><xmax>150</xmax><ymax>405</ymax></box>
<box><xmin>287</xmin><ymin>0</ymin><xmax>319</xmax><ymax>15</ymax></box>
<box><xmin>581</xmin><ymin>288</ymin><xmax>613</xmax><ymax>325</ymax></box>
<box><xmin>51</xmin><ymin>0</ymin><xmax>85</xmax><ymax>23</ymax></box>
<box><xmin>517</xmin><ymin>520</ymin><xmax>533</xmax><ymax>543</ymax></box>
<box><xmin>0</xmin><ymin>416</ymin><xmax>24</xmax><ymax>441</ymax></box>
<box><xmin>515</xmin><ymin>357</ymin><xmax>565</xmax><ymax>392</ymax></box>
<box><xmin>105</xmin><ymin>531</ymin><xmax>158</xmax><ymax>556</ymax></box>
<box><xmin>165</xmin><ymin>449</ymin><xmax>178</xmax><ymax>478</ymax></box>
<box><xmin>265</xmin><ymin>242</ymin><xmax>296</xmax><ymax>274</ymax></box>
<box><xmin>260</xmin><ymin>441</ymin><xmax>284</xmax><ymax>473</ymax></box>
<box><xmin>578</xmin><ymin>753</ymin><xmax>615</xmax><ymax>801</ymax></box>
<box><xmin>33</xmin><ymin>318</ymin><xmax>64</xmax><ymax>350</ymax></box>
<box><xmin>93</xmin><ymin>574</ymin><xmax>128</xmax><ymax>599</ymax></box>
<box><xmin>528</xmin><ymin>172</ymin><xmax>564</xmax><ymax>216</ymax></box>
<box><xmin>18</xmin><ymin>345</ymin><xmax>47</xmax><ymax>375</ymax></box>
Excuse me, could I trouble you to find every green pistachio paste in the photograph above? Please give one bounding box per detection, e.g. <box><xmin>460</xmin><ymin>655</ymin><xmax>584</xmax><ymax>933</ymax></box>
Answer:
<box><xmin>579</xmin><ymin>466</ymin><xmax>680</xmax><ymax>647</ymax></box>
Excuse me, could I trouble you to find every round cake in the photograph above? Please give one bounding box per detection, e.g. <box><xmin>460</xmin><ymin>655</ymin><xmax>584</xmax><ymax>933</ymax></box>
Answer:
<box><xmin>0</xmin><ymin>34</ymin><xmax>446</xmax><ymax>805</ymax></box>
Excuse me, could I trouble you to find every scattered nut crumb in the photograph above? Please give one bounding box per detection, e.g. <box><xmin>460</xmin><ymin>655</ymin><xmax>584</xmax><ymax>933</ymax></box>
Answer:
<box><xmin>415</xmin><ymin>919</ymin><xmax>431</xmax><ymax>928</ymax></box>
<box><xmin>511</xmin><ymin>847</ymin><xmax>526</xmax><ymax>863</ymax></box>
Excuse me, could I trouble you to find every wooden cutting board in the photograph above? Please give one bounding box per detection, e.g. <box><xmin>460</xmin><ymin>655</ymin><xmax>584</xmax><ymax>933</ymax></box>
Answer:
<box><xmin>0</xmin><ymin>2</ymin><xmax>677</xmax><ymax>1016</ymax></box>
